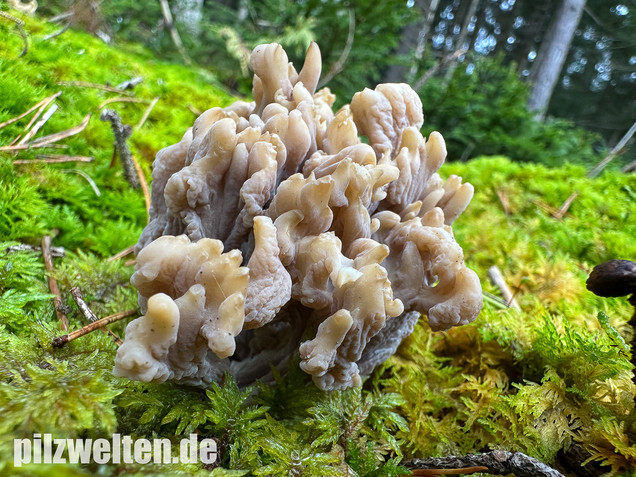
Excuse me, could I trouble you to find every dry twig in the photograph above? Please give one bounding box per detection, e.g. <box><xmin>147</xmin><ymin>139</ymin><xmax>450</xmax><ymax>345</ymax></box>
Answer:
<box><xmin>108</xmin><ymin>245</ymin><xmax>135</xmax><ymax>262</ymax></box>
<box><xmin>61</xmin><ymin>169</ymin><xmax>101</xmax><ymax>196</ymax></box>
<box><xmin>13</xmin><ymin>154</ymin><xmax>94</xmax><ymax>165</ymax></box>
<box><xmin>187</xmin><ymin>104</ymin><xmax>202</xmax><ymax>116</ymax></box>
<box><xmin>57</xmin><ymin>81</ymin><xmax>133</xmax><ymax>95</ymax></box>
<box><xmin>553</xmin><ymin>191</ymin><xmax>580</xmax><ymax>220</ymax></box>
<box><xmin>98</xmin><ymin>97</ymin><xmax>147</xmax><ymax>109</ymax></box>
<box><xmin>136</xmin><ymin>96</ymin><xmax>160</xmax><ymax>130</ymax></box>
<box><xmin>494</xmin><ymin>188</ymin><xmax>510</xmax><ymax>216</ymax></box>
<box><xmin>405</xmin><ymin>450</ymin><xmax>565</xmax><ymax>477</ymax></box>
<box><xmin>0</xmin><ymin>91</ymin><xmax>62</xmax><ymax>130</ymax></box>
<box><xmin>31</xmin><ymin>114</ymin><xmax>91</xmax><ymax>146</ymax></box>
<box><xmin>17</xmin><ymin>104</ymin><xmax>59</xmax><ymax>145</ymax></box>
<box><xmin>42</xmin><ymin>235</ymin><xmax>69</xmax><ymax>330</ymax></box>
<box><xmin>52</xmin><ymin>309</ymin><xmax>136</xmax><ymax>348</ymax></box>
<box><xmin>487</xmin><ymin>265</ymin><xmax>521</xmax><ymax>309</ymax></box>
<box><xmin>69</xmin><ymin>287</ymin><xmax>122</xmax><ymax>346</ymax></box>
<box><xmin>131</xmin><ymin>156</ymin><xmax>151</xmax><ymax>214</ymax></box>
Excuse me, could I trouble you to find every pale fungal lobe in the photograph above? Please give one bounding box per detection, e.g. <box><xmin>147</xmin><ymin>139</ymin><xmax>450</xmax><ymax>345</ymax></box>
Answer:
<box><xmin>114</xmin><ymin>42</ymin><xmax>483</xmax><ymax>391</ymax></box>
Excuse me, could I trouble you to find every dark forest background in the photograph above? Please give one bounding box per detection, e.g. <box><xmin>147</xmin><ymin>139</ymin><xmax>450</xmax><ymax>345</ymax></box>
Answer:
<box><xmin>31</xmin><ymin>0</ymin><xmax>636</xmax><ymax>167</ymax></box>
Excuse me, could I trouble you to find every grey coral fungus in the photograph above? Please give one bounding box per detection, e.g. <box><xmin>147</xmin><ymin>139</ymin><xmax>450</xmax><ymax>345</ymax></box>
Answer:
<box><xmin>113</xmin><ymin>42</ymin><xmax>483</xmax><ymax>391</ymax></box>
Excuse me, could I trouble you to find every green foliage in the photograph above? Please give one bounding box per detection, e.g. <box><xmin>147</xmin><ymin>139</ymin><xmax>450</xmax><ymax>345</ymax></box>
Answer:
<box><xmin>100</xmin><ymin>0</ymin><xmax>415</xmax><ymax>103</ymax></box>
<box><xmin>419</xmin><ymin>56</ymin><xmax>603</xmax><ymax>167</ymax></box>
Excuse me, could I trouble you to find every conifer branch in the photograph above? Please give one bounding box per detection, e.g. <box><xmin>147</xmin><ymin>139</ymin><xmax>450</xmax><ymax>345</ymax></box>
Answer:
<box><xmin>405</xmin><ymin>451</ymin><xmax>565</xmax><ymax>477</ymax></box>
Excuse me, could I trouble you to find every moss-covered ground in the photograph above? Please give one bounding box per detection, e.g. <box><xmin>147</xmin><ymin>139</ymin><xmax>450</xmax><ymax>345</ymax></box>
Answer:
<box><xmin>1</xmin><ymin>11</ymin><xmax>636</xmax><ymax>477</ymax></box>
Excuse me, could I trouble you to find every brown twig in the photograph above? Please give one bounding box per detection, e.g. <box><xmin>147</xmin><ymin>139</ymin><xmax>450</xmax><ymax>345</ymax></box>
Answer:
<box><xmin>57</xmin><ymin>81</ymin><xmax>133</xmax><ymax>96</ymax></box>
<box><xmin>69</xmin><ymin>287</ymin><xmax>122</xmax><ymax>346</ymax></box>
<box><xmin>98</xmin><ymin>97</ymin><xmax>147</xmax><ymax>109</ymax></box>
<box><xmin>487</xmin><ymin>265</ymin><xmax>521</xmax><ymax>309</ymax></box>
<box><xmin>494</xmin><ymin>188</ymin><xmax>510</xmax><ymax>215</ymax></box>
<box><xmin>100</xmin><ymin>109</ymin><xmax>140</xmax><ymax>189</ymax></box>
<box><xmin>553</xmin><ymin>191</ymin><xmax>580</xmax><ymax>220</ymax></box>
<box><xmin>107</xmin><ymin>245</ymin><xmax>135</xmax><ymax>262</ymax></box>
<box><xmin>52</xmin><ymin>309</ymin><xmax>136</xmax><ymax>348</ymax></box>
<box><xmin>14</xmin><ymin>154</ymin><xmax>94</xmax><ymax>165</ymax></box>
<box><xmin>532</xmin><ymin>199</ymin><xmax>573</xmax><ymax>219</ymax></box>
<box><xmin>31</xmin><ymin>114</ymin><xmax>91</xmax><ymax>146</ymax></box>
<box><xmin>136</xmin><ymin>96</ymin><xmax>160</xmax><ymax>130</ymax></box>
<box><xmin>42</xmin><ymin>235</ymin><xmax>69</xmax><ymax>331</ymax></box>
<box><xmin>404</xmin><ymin>451</ymin><xmax>565</xmax><ymax>477</ymax></box>
<box><xmin>0</xmin><ymin>91</ymin><xmax>62</xmax><ymax>130</ymax></box>
<box><xmin>0</xmin><ymin>142</ymin><xmax>67</xmax><ymax>151</ymax></box>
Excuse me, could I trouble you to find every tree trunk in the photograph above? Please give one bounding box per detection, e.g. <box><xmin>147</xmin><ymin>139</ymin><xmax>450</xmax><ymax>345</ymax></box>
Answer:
<box><xmin>383</xmin><ymin>0</ymin><xmax>440</xmax><ymax>84</ymax></box>
<box><xmin>527</xmin><ymin>0</ymin><xmax>586</xmax><ymax>119</ymax></box>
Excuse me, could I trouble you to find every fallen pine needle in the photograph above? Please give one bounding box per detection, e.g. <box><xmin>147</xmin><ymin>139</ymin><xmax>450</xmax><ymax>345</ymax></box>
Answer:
<box><xmin>57</xmin><ymin>81</ymin><xmax>133</xmax><ymax>95</ymax></box>
<box><xmin>61</xmin><ymin>169</ymin><xmax>101</xmax><ymax>196</ymax></box>
<box><xmin>136</xmin><ymin>96</ymin><xmax>160</xmax><ymax>130</ymax></box>
<box><xmin>31</xmin><ymin>114</ymin><xmax>91</xmax><ymax>146</ymax></box>
<box><xmin>108</xmin><ymin>245</ymin><xmax>135</xmax><ymax>262</ymax></box>
<box><xmin>131</xmin><ymin>155</ymin><xmax>151</xmax><ymax>214</ymax></box>
<box><xmin>17</xmin><ymin>104</ymin><xmax>59</xmax><ymax>145</ymax></box>
<box><xmin>98</xmin><ymin>96</ymin><xmax>147</xmax><ymax>109</ymax></box>
<box><xmin>42</xmin><ymin>235</ymin><xmax>69</xmax><ymax>331</ymax></box>
<box><xmin>0</xmin><ymin>91</ymin><xmax>62</xmax><ymax>130</ymax></box>
<box><xmin>13</xmin><ymin>154</ymin><xmax>94</xmax><ymax>165</ymax></box>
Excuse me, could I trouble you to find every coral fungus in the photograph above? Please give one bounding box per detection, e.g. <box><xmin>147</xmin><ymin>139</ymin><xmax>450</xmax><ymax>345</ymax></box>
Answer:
<box><xmin>113</xmin><ymin>42</ymin><xmax>482</xmax><ymax>391</ymax></box>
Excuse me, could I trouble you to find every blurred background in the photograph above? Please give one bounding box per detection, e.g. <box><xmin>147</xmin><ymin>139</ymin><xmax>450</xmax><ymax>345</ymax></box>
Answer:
<box><xmin>20</xmin><ymin>0</ymin><xmax>636</xmax><ymax>167</ymax></box>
